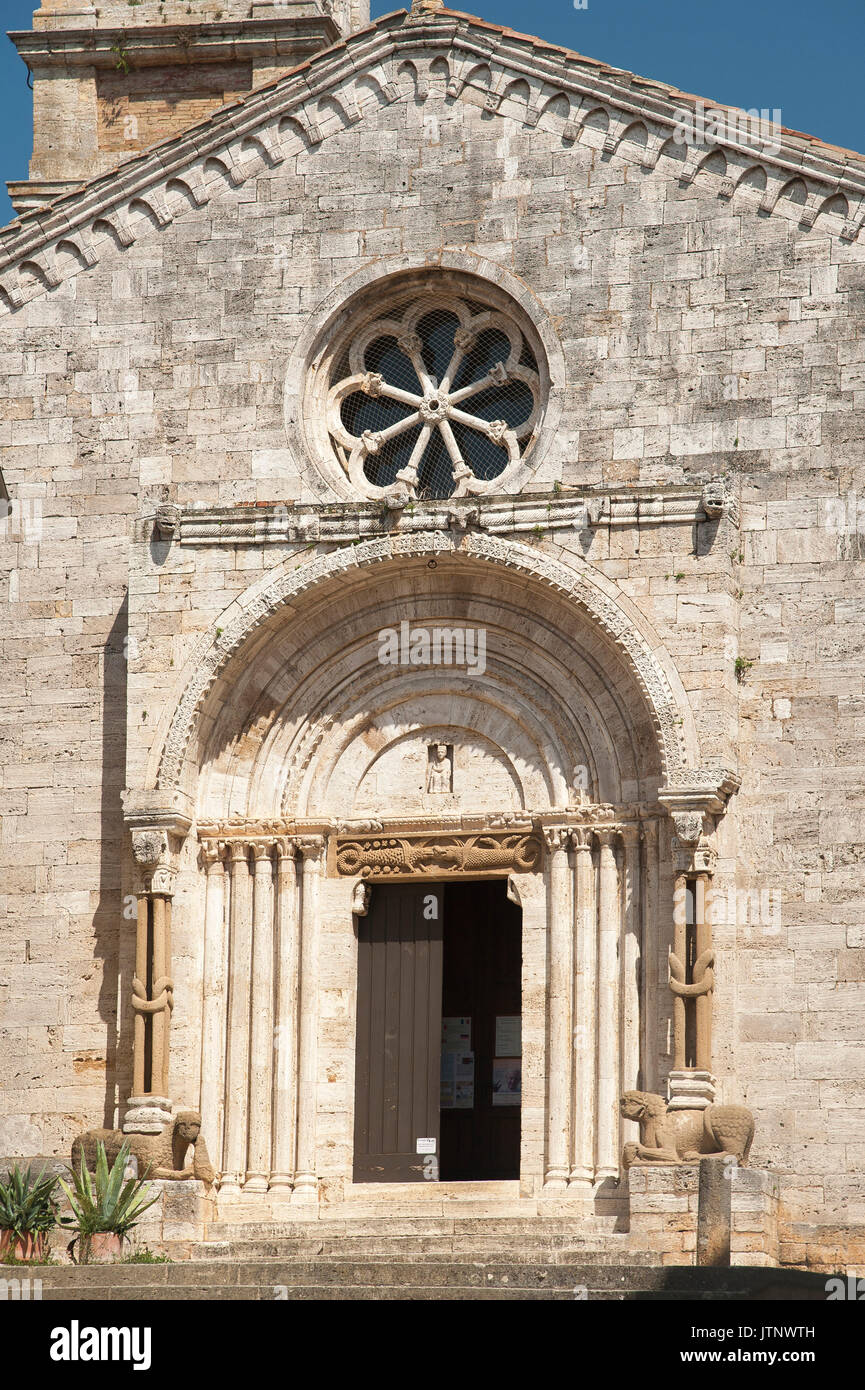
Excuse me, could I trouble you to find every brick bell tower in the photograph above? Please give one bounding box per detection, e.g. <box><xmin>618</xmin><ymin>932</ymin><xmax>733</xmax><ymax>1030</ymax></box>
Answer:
<box><xmin>8</xmin><ymin>0</ymin><xmax>369</xmax><ymax>214</ymax></box>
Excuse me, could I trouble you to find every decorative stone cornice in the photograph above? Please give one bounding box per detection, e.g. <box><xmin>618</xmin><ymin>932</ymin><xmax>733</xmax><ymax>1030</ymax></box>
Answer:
<box><xmin>2</xmin><ymin>10</ymin><xmax>864</xmax><ymax>309</ymax></box>
<box><xmin>166</xmin><ymin>482</ymin><xmax>735</xmax><ymax>547</ymax></box>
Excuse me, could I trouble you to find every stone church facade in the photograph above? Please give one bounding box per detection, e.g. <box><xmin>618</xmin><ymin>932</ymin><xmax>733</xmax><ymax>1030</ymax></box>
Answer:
<box><xmin>1</xmin><ymin>0</ymin><xmax>863</xmax><ymax>1272</ymax></box>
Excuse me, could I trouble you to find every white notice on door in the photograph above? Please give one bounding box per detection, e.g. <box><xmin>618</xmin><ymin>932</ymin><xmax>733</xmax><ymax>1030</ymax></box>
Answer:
<box><xmin>416</xmin><ymin>1137</ymin><xmax>436</xmax><ymax>1154</ymax></box>
<box><xmin>495</xmin><ymin>1015</ymin><xmax>521</xmax><ymax>1055</ymax></box>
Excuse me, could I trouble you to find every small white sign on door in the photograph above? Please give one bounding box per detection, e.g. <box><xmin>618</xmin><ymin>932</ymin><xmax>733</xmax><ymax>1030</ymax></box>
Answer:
<box><xmin>416</xmin><ymin>1137</ymin><xmax>436</xmax><ymax>1154</ymax></box>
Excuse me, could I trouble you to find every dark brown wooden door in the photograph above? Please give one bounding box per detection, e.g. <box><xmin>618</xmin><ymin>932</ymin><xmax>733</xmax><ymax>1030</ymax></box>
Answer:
<box><xmin>353</xmin><ymin>883</ymin><xmax>443</xmax><ymax>1181</ymax></box>
<box><xmin>440</xmin><ymin>881</ymin><xmax>522</xmax><ymax>1181</ymax></box>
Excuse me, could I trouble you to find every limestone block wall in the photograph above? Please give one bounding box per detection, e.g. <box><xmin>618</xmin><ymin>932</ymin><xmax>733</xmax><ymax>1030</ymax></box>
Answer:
<box><xmin>0</xmin><ymin>19</ymin><xmax>862</xmax><ymax>1255</ymax></box>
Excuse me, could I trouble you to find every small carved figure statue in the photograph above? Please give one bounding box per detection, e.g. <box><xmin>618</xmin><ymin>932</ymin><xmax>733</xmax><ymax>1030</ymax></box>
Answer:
<box><xmin>71</xmin><ymin>1111</ymin><xmax>215</xmax><ymax>1187</ymax></box>
<box><xmin>619</xmin><ymin>1090</ymin><xmax>754</xmax><ymax>1169</ymax></box>
<box><xmin>426</xmin><ymin>742</ymin><xmax>453</xmax><ymax>794</ymax></box>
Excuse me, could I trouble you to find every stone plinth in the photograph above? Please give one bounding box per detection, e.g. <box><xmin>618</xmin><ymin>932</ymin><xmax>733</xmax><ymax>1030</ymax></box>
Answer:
<box><xmin>626</xmin><ymin>1163</ymin><xmax>780</xmax><ymax>1267</ymax></box>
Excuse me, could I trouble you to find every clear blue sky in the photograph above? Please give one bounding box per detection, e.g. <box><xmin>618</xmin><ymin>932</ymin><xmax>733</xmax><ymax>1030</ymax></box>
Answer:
<box><xmin>1</xmin><ymin>0</ymin><xmax>863</xmax><ymax>226</ymax></box>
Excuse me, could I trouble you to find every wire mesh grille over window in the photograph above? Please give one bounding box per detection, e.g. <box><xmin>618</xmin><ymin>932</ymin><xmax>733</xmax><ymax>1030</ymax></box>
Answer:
<box><xmin>325</xmin><ymin>294</ymin><xmax>542</xmax><ymax>501</ymax></box>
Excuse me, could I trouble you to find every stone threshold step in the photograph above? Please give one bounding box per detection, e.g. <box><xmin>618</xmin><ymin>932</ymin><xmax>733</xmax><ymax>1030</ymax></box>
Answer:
<box><xmin>28</xmin><ymin>1265</ymin><xmax>828</xmax><ymax>1294</ymax></box>
<box><xmin>36</xmin><ymin>1285</ymin><xmax>817</xmax><ymax>1302</ymax></box>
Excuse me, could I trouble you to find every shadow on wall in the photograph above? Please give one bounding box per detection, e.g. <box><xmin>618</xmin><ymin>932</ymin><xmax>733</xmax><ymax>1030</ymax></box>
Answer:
<box><xmin>92</xmin><ymin>595</ymin><xmax>129</xmax><ymax>1130</ymax></box>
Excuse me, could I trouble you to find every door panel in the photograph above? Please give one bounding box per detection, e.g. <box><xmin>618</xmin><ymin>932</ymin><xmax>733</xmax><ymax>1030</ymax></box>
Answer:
<box><xmin>440</xmin><ymin>881</ymin><xmax>522</xmax><ymax>1181</ymax></box>
<box><xmin>353</xmin><ymin>883</ymin><xmax>442</xmax><ymax>1181</ymax></box>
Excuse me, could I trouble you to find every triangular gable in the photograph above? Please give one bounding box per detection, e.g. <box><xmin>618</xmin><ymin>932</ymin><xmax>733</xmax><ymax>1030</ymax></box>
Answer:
<box><xmin>2</xmin><ymin>5</ymin><xmax>864</xmax><ymax>313</ymax></box>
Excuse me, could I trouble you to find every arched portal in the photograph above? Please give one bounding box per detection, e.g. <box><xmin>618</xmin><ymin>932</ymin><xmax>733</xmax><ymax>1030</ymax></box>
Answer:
<box><xmin>130</xmin><ymin>534</ymin><xmax>707</xmax><ymax>1207</ymax></box>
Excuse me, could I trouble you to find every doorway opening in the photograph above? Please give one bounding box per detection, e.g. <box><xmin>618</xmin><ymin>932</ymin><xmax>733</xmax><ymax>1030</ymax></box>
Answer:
<box><xmin>353</xmin><ymin>878</ymin><xmax>522</xmax><ymax>1183</ymax></box>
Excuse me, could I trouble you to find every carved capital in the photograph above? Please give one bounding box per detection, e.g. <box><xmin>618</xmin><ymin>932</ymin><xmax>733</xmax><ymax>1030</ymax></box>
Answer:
<box><xmin>542</xmin><ymin>825</ymin><xmax>570</xmax><ymax>852</ymax></box>
<box><xmin>672</xmin><ymin>811</ymin><xmax>704</xmax><ymax>846</ymax></box>
<box><xmin>199</xmin><ymin>839</ymin><xmax>224</xmax><ymax>872</ymax></box>
<box><xmin>132</xmin><ymin>829</ymin><xmax>167</xmax><ymax>868</ymax></box>
<box><xmin>297</xmin><ymin>836</ymin><xmax>325</xmax><ymax>865</ymax></box>
<box><xmin>275</xmin><ymin>836</ymin><xmax>298</xmax><ymax>861</ymax></box>
<box><xmin>131</xmin><ymin>827</ymin><xmax>177</xmax><ymax>896</ymax></box>
<box><xmin>568</xmin><ymin>826</ymin><xmax>593</xmax><ymax>853</ymax></box>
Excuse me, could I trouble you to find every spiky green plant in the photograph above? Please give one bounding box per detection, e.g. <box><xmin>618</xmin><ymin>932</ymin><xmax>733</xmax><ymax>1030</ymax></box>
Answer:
<box><xmin>0</xmin><ymin>1165</ymin><xmax>61</xmax><ymax>1241</ymax></box>
<box><xmin>59</xmin><ymin>1142</ymin><xmax>159</xmax><ymax>1257</ymax></box>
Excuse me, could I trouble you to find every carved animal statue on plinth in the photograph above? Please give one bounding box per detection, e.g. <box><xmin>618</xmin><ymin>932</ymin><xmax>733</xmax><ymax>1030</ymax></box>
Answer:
<box><xmin>620</xmin><ymin>1090</ymin><xmax>754</xmax><ymax>1169</ymax></box>
<box><xmin>71</xmin><ymin>1111</ymin><xmax>215</xmax><ymax>1187</ymax></box>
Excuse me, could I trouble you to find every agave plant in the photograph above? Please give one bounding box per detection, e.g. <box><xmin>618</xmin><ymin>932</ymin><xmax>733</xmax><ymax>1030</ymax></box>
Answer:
<box><xmin>0</xmin><ymin>1165</ymin><xmax>61</xmax><ymax>1257</ymax></box>
<box><xmin>60</xmin><ymin>1141</ymin><xmax>159</xmax><ymax>1262</ymax></box>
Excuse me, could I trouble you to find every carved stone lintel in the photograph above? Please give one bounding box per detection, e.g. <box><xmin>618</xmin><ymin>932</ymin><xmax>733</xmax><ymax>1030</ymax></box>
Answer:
<box><xmin>336</xmin><ymin>830</ymin><xmax>543</xmax><ymax>879</ymax></box>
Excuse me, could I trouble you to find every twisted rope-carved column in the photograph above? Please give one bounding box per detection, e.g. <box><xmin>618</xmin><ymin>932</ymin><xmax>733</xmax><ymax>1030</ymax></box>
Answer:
<box><xmin>543</xmin><ymin>826</ymin><xmax>573</xmax><ymax>1190</ymax></box>
<box><xmin>221</xmin><ymin>841</ymin><xmax>253</xmax><ymax>1196</ymax></box>
<box><xmin>271</xmin><ymin>838</ymin><xmax>299</xmax><ymax>1191</ymax></box>
<box><xmin>291</xmin><ymin>836</ymin><xmax>324</xmax><ymax>1202</ymax></box>
<box><xmin>694</xmin><ymin>875</ymin><xmax>713</xmax><ymax>1072</ymax></box>
<box><xmin>199</xmin><ymin>841</ymin><xmax>227</xmax><ymax>1167</ymax></box>
<box><xmin>132</xmin><ymin>892</ymin><xmax>149</xmax><ymax>1099</ymax></box>
<box><xmin>245</xmin><ymin>842</ymin><xmax>275</xmax><ymax>1192</ymax></box>
<box><xmin>126</xmin><ymin>827</ymin><xmax>177</xmax><ymax>1132</ymax></box>
<box><xmin>570</xmin><ymin>826</ymin><xmax>596</xmax><ymax>1186</ymax></box>
<box><xmin>671</xmin><ymin>871</ymin><xmax>689</xmax><ymax>1072</ymax></box>
<box><xmin>595</xmin><ymin>827</ymin><xmax>621</xmax><ymax>1180</ymax></box>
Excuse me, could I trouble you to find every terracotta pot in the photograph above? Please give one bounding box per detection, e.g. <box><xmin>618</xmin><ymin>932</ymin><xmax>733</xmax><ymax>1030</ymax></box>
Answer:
<box><xmin>81</xmin><ymin>1232</ymin><xmax>124</xmax><ymax>1263</ymax></box>
<box><xmin>0</xmin><ymin>1229</ymin><xmax>48</xmax><ymax>1262</ymax></box>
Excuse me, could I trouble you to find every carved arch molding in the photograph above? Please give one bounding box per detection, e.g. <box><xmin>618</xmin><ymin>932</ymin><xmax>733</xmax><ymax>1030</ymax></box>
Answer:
<box><xmin>152</xmin><ymin>531</ymin><xmax>693</xmax><ymax>793</ymax></box>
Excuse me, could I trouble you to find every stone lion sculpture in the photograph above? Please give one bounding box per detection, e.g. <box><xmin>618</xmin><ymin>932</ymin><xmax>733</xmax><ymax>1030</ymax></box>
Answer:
<box><xmin>71</xmin><ymin>1110</ymin><xmax>215</xmax><ymax>1187</ymax></box>
<box><xmin>620</xmin><ymin>1090</ymin><xmax>754</xmax><ymax>1170</ymax></box>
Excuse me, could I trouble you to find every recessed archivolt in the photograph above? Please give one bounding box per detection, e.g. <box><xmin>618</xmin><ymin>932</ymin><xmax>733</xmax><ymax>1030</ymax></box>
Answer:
<box><xmin>149</xmin><ymin>533</ymin><xmax>695</xmax><ymax>808</ymax></box>
<box><xmin>2</xmin><ymin>24</ymin><xmax>863</xmax><ymax>313</ymax></box>
<box><xmin>198</xmin><ymin>599</ymin><xmax>637</xmax><ymax>819</ymax></box>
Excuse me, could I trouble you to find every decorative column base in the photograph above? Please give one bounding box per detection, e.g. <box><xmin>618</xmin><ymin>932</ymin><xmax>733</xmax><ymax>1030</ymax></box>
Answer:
<box><xmin>243</xmin><ymin>1174</ymin><xmax>269</xmax><ymax>1194</ymax></box>
<box><xmin>290</xmin><ymin>1174</ymin><xmax>318</xmax><ymax>1202</ymax></box>
<box><xmin>667</xmin><ymin>1070</ymin><xmax>716</xmax><ymax>1110</ymax></box>
<box><xmin>123</xmin><ymin>1095</ymin><xmax>172</xmax><ymax>1134</ymax></box>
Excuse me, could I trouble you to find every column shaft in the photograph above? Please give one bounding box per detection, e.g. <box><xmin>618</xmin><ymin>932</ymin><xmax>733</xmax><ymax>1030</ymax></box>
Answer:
<box><xmin>672</xmin><ymin>871</ymin><xmax>688</xmax><ymax>1070</ymax></box>
<box><xmin>245</xmin><ymin>844</ymin><xmax>275</xmax><ymax>1191</ymax></box>
<box><xmin>641</xmin><ymin>819</ymin><xmax>659</xmax><ymax>1096</ymax></box>
<box><xmin>621</xmin><ymin>826</ymin><xmax>641</xmax><ymax>1095</ymax></box>
<box><xmin>133</xmin><ymin>894</ymin><xmax>148</xmax><ymax>1097</ymax></box>
<box><xmin>222</xmin><ymin>843</ymin><xmax>253</xmax><ymax>1194</ymax></box>
<box><xmin>271</xmin><ymin>841</ymin><xmax>299</xmax><ymax>1190</ymax></box>
<box><xmin>151</xmin><ymin>895</ymin><xmax>168</xmax><ymax>1096</ymax></box>
<box><xmin>544</xmin><ymin>830</ymin><xmax>572</xmax><ymax>1190</ymax></box>
<box><xmin>570</xmin><ymin>830</ymin><xmax>596</xmax><ymax>1185</ymax></box>
<box><xmin>596</xmin><ymin>831</ymin><xmax>621</xmax><ymax>1179</ymax></box>
<box><xmin>200</xmin><ymin>846</ymin><xmax>227</xmax><ymax>1168</ymax></box>
<box><xmin>292</xmin><ymin>839</ymin><xmax>323</xmax><ymax>1201</ymax></box>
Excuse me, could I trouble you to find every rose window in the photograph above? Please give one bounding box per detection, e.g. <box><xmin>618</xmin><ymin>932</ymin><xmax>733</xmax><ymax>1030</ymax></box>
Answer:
<box><xmin>325</xmin><ymin>294</ymin><xmax>542</xmax><ymax>500</ymax></box>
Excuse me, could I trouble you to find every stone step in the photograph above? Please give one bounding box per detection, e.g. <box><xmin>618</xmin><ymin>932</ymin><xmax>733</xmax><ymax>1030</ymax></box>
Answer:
<box><xmin>186</xmin><ymin>1237</ymin><xmax>642</xmax><ymax>1262</ymax></box>
<box><xmin>23</xmin><ymin>1261</ymin><xmax>829</xmax><ymax>1300</ymax></box>
<box><xmin>203</xmin><ymin>1217</ymin><xmax>621</xmax><ymax>1239</ymax></box>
